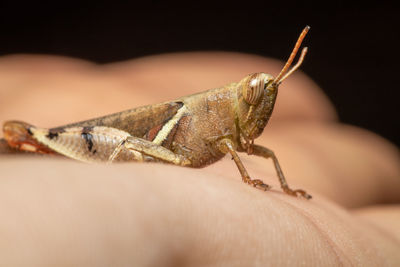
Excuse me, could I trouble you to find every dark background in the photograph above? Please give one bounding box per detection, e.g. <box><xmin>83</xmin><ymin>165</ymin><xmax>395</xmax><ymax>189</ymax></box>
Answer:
<box><xmin>1</xmin><ymin>2</ymin><xmax>398</xmax><ymax>146</ymax></box>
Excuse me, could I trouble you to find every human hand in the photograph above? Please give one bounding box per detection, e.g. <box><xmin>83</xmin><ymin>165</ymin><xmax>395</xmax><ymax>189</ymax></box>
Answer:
<box><xmin>0</xmin><ymin>53</ymin><xmax>399</xmax><ymax>266</ymax></box>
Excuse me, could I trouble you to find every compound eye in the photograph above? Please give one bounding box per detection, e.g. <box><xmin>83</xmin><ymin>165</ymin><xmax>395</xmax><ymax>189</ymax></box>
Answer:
<box><xmin>243</xmin><ymin>73</ymin><xmax>264</xmax><ymax>105</ymax></box>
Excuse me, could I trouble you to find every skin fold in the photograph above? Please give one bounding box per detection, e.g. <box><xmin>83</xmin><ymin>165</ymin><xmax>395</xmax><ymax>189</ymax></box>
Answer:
<box><xmin>0</xmin><ymin>52</ymin><xmax>399</xmax><ymax>266</ymax></box>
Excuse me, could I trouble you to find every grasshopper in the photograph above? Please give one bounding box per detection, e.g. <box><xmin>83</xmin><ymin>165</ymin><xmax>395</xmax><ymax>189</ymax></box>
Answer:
<box><xmin>2</xmin><ymin>26</ymin><xmax>312</xmax><ymax>199</ymax></box>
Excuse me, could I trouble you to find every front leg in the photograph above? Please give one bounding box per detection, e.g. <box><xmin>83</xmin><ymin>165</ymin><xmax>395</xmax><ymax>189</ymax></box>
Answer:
<box><xmin>109</xmin><ymin>136</ymin><xmax>192</xmax><ymax>167</ymax></box>
<box><xmin>250</xmin><ymin>144</ymin><xmax>312</xmax><ymax>199</ymax></box>
<box><xmin>217</xmin><ymin>138</ymin><xmax>271</xmax><ymax>190</ymax></box>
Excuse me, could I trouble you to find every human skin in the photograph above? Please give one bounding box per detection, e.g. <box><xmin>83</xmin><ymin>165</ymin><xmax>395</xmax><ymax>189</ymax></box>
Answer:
<box><xmin>0</xmin><ymin>53</ymin><xmax>399</xmax><ymax>266</ymax></box>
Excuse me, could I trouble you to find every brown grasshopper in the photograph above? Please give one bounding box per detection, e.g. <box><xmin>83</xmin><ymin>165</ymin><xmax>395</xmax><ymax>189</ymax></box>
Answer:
<box><xmin>2</xmin><ymin>26</ymin><xmax>312</xmax><ymax>199</ymax></box>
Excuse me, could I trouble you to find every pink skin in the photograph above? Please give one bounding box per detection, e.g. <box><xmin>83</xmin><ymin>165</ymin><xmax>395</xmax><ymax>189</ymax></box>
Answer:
<box><xmin>0</xmin><ymin>53</ymin><xmax>399</xmax><ymax>266</ymax></box>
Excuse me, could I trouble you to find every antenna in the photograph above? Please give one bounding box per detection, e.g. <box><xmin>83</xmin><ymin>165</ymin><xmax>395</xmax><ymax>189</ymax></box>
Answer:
<box><xmin>273</xmin><ymin>26</ymin><xmax>310</xmax><ymax>85</ymax></box>
<box><xmin>277</xmin><ymin>47</ymin><xmax>308</xmax><ymax>84</ymax></box>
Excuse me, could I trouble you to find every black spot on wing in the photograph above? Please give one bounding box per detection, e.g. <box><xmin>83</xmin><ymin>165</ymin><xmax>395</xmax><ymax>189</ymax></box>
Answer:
<box><xmin>46</xmin><ymin>131</ymin><xmax>59</xmax><ymax>140</ymax></box>
<box><xmin>81</xmin><ymin>127</ymin><xmax>94</xmax><ymax>152</ymax></box>
<box><xmin>45</xmin><ymin>127</ymin><xmax>66</xmax><ymax>140</ymax></box>
<box><xmin>81</xmin><ymin>132</ymin><xmax>94</xmax><ymax>152</ymax></box>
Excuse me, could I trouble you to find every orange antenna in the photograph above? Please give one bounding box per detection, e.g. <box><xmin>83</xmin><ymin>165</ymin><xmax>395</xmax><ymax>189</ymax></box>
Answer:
<box><xmin>273</xmin><ymin>26</ymin><xmax>310</xmax><ymax>85</ymax></box>
<box><xmin>277</xmin><ymin>47</ymin><xmax>308</xmax><ymax>84</ymax></box>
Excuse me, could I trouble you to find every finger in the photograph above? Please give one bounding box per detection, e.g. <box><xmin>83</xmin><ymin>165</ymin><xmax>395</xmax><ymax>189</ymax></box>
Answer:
<box><xmin>0</xmin><ymin>158</ymin><xmax>398</xmax><ymax>266</ymax></box>
<box><xmin>105</xmin><ymin>52</ymin><xmax>337</xmax><ymax>122</ymax></box>
<box><xmin>0</xmin><ymin>52</ymin><xmax>336</xmax><ymax>129</ymax></box>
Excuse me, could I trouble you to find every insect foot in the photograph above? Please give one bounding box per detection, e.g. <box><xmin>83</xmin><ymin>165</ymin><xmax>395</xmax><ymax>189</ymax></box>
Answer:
<box><xmin>283</xmin><ymin>187</ymin><xmax>312</xmax><ymax>200</ymax></box>
<box><xmin>245</xmin><ymin>178</ymin><xmax>272</xmax><ymax>191</ymax></box>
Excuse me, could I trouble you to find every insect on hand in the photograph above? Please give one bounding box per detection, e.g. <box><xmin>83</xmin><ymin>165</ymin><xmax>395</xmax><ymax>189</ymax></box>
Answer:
<box><xmin>2</xmin><ymin>26</ymin><xmax>312</xmax><ymax>199</ymax></box>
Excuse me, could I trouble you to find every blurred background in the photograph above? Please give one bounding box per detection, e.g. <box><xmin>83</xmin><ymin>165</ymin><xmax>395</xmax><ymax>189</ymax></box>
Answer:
<box><xmin>0</xmin><ymin>2</ymin><xmax>398</xmax><ymax>146</ymax></box>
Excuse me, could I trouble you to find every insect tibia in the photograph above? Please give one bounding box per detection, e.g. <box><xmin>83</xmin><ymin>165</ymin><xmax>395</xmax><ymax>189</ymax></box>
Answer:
<box><xmin>3</xmin><ymin>120</ymin><xmax>55</xmax><ymax>154</ymax></box>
